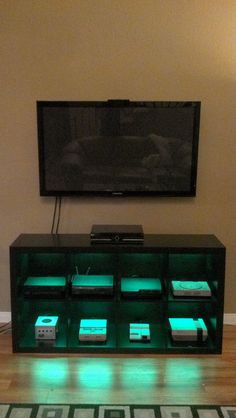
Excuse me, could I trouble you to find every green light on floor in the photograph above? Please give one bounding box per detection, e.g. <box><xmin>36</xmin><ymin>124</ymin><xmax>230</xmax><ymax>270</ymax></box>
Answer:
<box><xmin>32</xmin><ymin>359</ymin><xmax>68</xmax><ymax>386</ymax></box>
<box><xmin>77</xmin><ymin>360</ymin><xmax>113</xmax><ymax>389</ymax></box>
<box><xmin>165</xmin><ymin>359</ymin><xmax>202</xmax><ymax>383</ymax></box>
<box><xmin>120</xmin><ymin>360</ymin><xmax>158</xmax><ymax>387</ymax></box>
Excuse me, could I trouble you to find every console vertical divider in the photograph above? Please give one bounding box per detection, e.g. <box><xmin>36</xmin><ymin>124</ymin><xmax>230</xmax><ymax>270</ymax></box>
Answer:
<box><xmin>115</xmin><ymin>250</ymin><xmax>121</xmax><ymax>352</ymax></box>
<box><xmin>65</xmin><ymin>250</ymin><xmax>70</xmax><ymax>350</ymax></box>
<box><xmin>162</xmin><ymin>251</ymin><xmax>169</xmax><ymax>351</ymax></box>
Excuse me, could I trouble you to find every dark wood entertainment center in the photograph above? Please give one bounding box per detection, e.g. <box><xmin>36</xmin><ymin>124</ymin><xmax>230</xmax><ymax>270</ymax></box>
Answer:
<box><xmin>10</xmin><ymin>233</ymin><xmax>225</xmax><ymax>354</ymax></box>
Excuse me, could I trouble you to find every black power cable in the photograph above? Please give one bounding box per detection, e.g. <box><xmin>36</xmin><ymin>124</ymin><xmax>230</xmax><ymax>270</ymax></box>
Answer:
<box><xmin>51</xmin><ymin>196</ymin><xmax>62</xmax><ymax>234</ymax></box>
<box><xmin>55</xmin><ymin>196</ymin><xmax>62</xmax><ymax>234</ymax></box>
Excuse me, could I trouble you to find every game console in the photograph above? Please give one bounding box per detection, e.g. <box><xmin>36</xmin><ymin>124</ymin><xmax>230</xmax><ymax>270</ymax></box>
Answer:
<box><xmin>90</xmin><ymin>224</ymin><xmax>144</xmax><ymax>244</ymax></box>
<box><xmin>121</xmin><ymin>277</ymin><xmax>162</xmax><ymax>298</ymax></box>
<box><xmin>35</xmin><ymin>316</ymin><xmax>59</xmax><ymax>340</ymax></box>
<box><xmin>71</xmin><ymin>275</ymin><xmax>114</xmax><ymax>296</ymax></box>
<box><xmin>169</xmin><ymin>317</ymin><xmax>208</xmax><ymax>342</ymax></box>
<box><xmin>171</xmin><ymin>280</ymin><xmax>211</xmax><ymax>297</ymax></box>
<box><xmin>23</xmin><ymin>276</ymin><xmax>66</xmax><ymax>298</ymax></box>
<box><xmin>129</xmin><ymin>323</ymin><xmax>151</xmax><ymax>342</ymax></box>
<box><xmin>79</xmin><ymin>319</ymin><xmax>107</xmax><ymax>342</ymax></box>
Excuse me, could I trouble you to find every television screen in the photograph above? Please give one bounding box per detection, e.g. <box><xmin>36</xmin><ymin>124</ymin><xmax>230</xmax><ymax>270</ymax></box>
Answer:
<box><xmin>37</xmin><ymin>100</ymin><xmax>201</xmax><ymax>197</ymax></box>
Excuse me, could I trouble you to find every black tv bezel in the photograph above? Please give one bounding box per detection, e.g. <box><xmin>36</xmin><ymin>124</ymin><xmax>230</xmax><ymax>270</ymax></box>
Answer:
<box><xmin>37</xmin><ymin>100</ymin><xmax>201</xmax><ymax>197</ymax></box>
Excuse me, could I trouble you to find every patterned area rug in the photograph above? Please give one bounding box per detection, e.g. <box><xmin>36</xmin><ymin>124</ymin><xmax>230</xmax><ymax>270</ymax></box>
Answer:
<box><xmin>0</xmin><ymin>405</ymin><xmax>236</xmax><ymax>418</ymax></box>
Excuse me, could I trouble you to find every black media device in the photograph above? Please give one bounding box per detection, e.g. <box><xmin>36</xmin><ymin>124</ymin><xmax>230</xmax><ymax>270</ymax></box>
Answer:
<box><xmin>71</xmin><ymin>274</ymin><xmax>114</xmax><ymax>296</ymax></box>
<box><xmin>90</xmin><ymin>224</ymin><xmax>144</xmax><ymax>244</ymax></box>
<box><xmin>121</xmin><ymin>277</ymin><xmax>162</xmax><ymax>298</ymax></box>
<box><xmin>37</xmin><ymin>100</ymin><xmax>201</xmax><ymax>197</ymax></box>
<box><xmin>23</xmin><ymin>276</ymin><xmax>66</xmax><ymax>298</ymax></box>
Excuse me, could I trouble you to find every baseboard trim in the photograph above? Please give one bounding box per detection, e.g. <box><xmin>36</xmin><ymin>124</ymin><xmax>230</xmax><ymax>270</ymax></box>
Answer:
<box><xmin>224</xmin><ymin>313</ymin><xmax>236</xmax><ymax>325</ymax></box>
<box><xmin>1</xmin><ymin>312</ymin><xmax>236</xmax><ymax>325</ymax></box>
<box><xmin>0</xmin><ymin>312</ymin><xmax>11</xmax><ymax>322</ymax></box>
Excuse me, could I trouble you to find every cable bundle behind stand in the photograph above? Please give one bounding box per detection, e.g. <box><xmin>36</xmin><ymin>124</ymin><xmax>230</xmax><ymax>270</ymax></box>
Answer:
<box><xmin>51</xmin><ymin>196</ymin><xmax>62</xmax><ymax>234</ymax></box>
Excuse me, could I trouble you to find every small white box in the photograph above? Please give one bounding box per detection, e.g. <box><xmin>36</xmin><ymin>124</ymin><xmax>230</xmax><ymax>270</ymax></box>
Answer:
<box><xmin>169</xmin><ymin>317</ymin><xmax>208</xmax><ymax>342</ymax></box>
<box><xmin>129</xmin><ymin>323</ymin><xmax>150</xmax><ymax>342</ymax></box>
<box><xmin>35</xmin><ymin>316</ymin><xmax>59</xmax><ymax>340</ymax></box>
<box><xmin>171</xmin><ymin>281</ymin><xmax>211</xmax><ymax>297</ymax></box>
<box><xmin>79</xmin><ymin>319</ymin><xmax>107</xmax><ymax>342</ymax></box>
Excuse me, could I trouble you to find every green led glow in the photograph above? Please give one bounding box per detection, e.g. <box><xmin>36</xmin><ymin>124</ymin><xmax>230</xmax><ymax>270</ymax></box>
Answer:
<box><xmin>35</xmin><ymin>316</ymin><xmax>59</xmax><ymax>326</ymax></box>
<box><xmin>80</xmin><ymin>319</ymin><xmax>107</xmax><ymax>328</ymax></box>
<box><xmin>77</xmin><ymin>360</ymin><xmax>113</xmax><ymax>389</ymax></box>
<box><xmin>120</xmin><ymin>360</ymin><xmax>158</xmax><ymax>387</ymax></box>
<box><xmin>72</xmin><ymin>275</ymin><xmax>113</xmax><ymax>286</ymax></box>
<box><xmin>121</xmin><ymin>277</ymin><xmax>161</xmax><ymax>292</ymax></box>
<box><xmin>169</xmin><ymin>318</ymin><xmax>207</xmax><ymax>331</ymax></box>
<box><xmin>209</xmin><ymin>317</ymin><xmax>217</xmax><ymax>329</ymax></box>
<box><xmin>165</xmin><ymin>358</ymin><xmax>202</xmax><ymax>383</ymax></box>
<box><xmin>25</xmin><ymin>276</ymin><xmax>66</xmax><ymax>286</ymax></box>
<box><xmin>31</xmin><ymin>359</ymin><xmax>68</xmax><ymax>386</ymax></box>
<box><xmin>172</xmin><ymin>281</ymin><xmax>210</xmax><ymax>291</ymax></box>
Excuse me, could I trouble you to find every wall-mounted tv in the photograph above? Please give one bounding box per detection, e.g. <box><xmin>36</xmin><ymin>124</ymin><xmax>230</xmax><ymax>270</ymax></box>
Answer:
<box><xmin>37</xmin><ymin>100</ymin><xmax>201</xmax><ymax>197</ymax></box>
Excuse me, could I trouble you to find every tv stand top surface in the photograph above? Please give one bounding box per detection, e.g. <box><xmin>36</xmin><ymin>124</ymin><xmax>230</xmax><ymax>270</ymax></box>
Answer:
<box><xmin>10</xmin><ymin>233</ymin><xmax>225</xmax><ymax>251</ymax></box>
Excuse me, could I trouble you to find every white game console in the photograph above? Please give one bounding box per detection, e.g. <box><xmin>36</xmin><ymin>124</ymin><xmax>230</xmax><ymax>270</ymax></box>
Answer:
<box><xmin>171</xmin><ymin>280</ymin><xmax>211</xmax><ymax>297</ymax></box>
<box><xmin>35</xmin><ymin>316</ymin><xmax>59</xmax><ymax>340</ymax></box>
<box><xmin>79</xmin><ymin>319</ymin><xmax>107</xmax><ymax>342</ymax></box>
<box><xmin>169</xmin><ymin>317</ymin><xmax>208</xmax><ymax>342</ymax></box>
<box><xmin>129</xmin><ymin>323</ymin><xmax>150</xmax><ymax>342</ymax></box>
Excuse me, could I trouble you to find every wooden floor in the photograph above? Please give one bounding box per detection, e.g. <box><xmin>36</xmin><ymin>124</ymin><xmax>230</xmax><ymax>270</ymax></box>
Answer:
<box><xmin>0</xmin><ymin>324</ymin><xmax>236</xmax><ymax>405</ymax></box>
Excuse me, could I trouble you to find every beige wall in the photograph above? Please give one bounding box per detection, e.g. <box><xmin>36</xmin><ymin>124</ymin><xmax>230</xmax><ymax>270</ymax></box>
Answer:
<box><xmin>1</xmin><ymin>0</ymin><xmax>236</xmax><ymax>312</ymax></box>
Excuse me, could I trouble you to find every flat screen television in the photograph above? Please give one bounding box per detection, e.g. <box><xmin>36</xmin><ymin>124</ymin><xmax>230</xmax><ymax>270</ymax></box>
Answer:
<box><xmin>37</xmin><ymin>100</ymin><xmax>201</xmax><ymax>197</ymax></box>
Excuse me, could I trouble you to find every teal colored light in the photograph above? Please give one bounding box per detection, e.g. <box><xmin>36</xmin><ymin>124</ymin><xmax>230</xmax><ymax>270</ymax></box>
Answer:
<box><xmin>210</xmin><ymin>317</ymin><xmax>217</xmax><ymax>329</ymax></box>
<box><xmin>77</xmin><ymin>360</ymin><xmax>113</xmax><ymax>389</ymax></box>
<box><xmin>120</xmin><ymin>360</ymin><xmax>158</xmax><ymax>387</ymax></box>
<box><xmin>121</xmin><ymin>277</ymin><xmax>161</xmax><ymax>291</ymax></box>
<box><xmin>35</xmin><ymin>315</ymin><xmax>59</xmax><ymax>326</ymax></box>
<box><xmin>165</xmin><ymin>358</ymin><xmax>202</xmax><ymax>383</ymax></box>
<box><xmin>31</xmin><ymin>359</ymin><xmax>68</xmax><ymax>387</ymax></box>
<box><xmin>169</xmin><ymin>318</ymin><xmax>197</xmax><ymax>331</ymax></box>
<box><xmin>169</xmin><ymin>317</ymin><xmax>207</xmax><ymax>331</ymax></box>
<box><xmin>25</xmin><ymin>276</ymin><xmax>66</xmax><ymax>286</ymax></box>
<box><xmin>80</xmin><ymin>319</ymin><xmax>107</xmax><ymax>328</ymax></box>
<box><xmin>72</xmin><ymin>275</ymin><xmax>113</xmax><ymax>286</ymax></box>
<box><xmin>172</xmin><ymin>280</ymin><xmax>210</xmax><ymax>291</ymax></box>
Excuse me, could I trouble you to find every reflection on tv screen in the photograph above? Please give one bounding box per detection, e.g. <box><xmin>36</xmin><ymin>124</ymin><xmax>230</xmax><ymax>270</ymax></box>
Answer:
<box><xmin>37</xmin><ymin>101</ymin><xmax>200</xmax><ymax>196</ymax></box>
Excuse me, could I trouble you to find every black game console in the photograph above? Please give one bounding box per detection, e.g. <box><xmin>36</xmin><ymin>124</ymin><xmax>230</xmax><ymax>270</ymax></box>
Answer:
<box><xmin>90</xmin><ymin>224</ymin><xmax>144</xmax><ymax>244</ymax></box>
<box><xmin>23</xmin><ymin>276</ymin><xmax>66</xmax><ymax>298</ymax></box>
<box><xmin>121</xmin><ymin>277</ymin><xmax>162</xmax><ymax>299</ymax></box>
<box><xmin>71</xmin><ymin>274</ymin><xmax>114</xmax><ymax>296</ymax></box>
